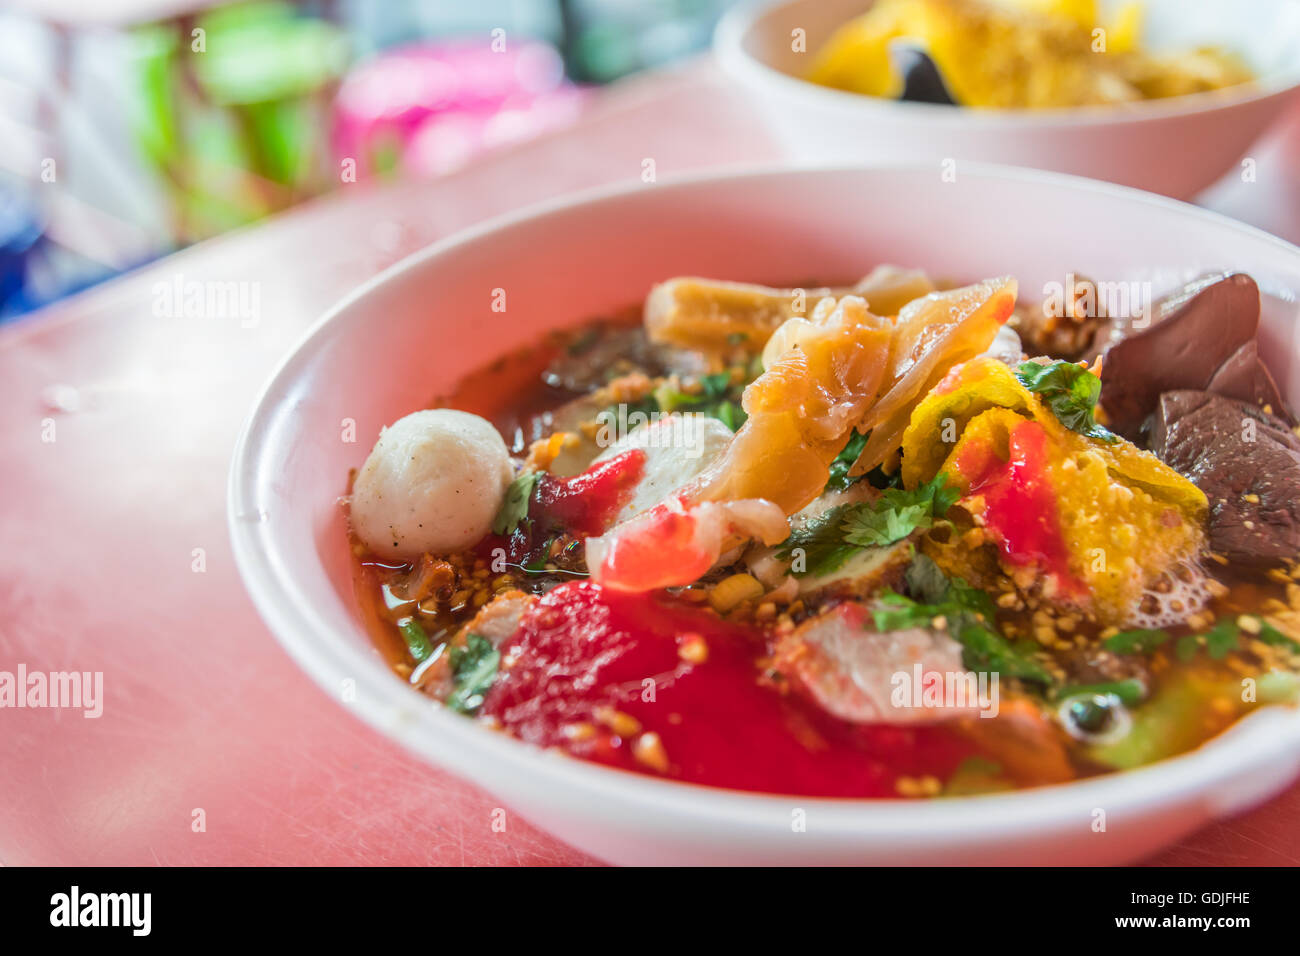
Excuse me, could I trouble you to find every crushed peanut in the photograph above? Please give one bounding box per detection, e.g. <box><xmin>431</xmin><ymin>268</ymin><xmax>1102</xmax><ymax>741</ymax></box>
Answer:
<box><xmin>633</xmin><ymin>732</ymin><xmax>670</xmax><ymax>773</ymax></box>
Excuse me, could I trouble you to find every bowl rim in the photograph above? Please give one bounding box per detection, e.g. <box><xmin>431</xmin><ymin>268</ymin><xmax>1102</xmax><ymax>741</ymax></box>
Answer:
<box><xmin>714</xmin><ymin>0</ymin><xmax>1300</xmax><ymax>128</ymax></box>
<box><xmin>229</xmin><ymin>161</ymin><xmax>1300</xmax><ymax>838</ymax></box>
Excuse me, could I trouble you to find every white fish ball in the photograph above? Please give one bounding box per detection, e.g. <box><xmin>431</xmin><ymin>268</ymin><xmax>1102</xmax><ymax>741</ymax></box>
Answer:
<box><xmin>351</xmin><ymin>409</ymin><xmax>513</xmax><ymax>559</ymax></box>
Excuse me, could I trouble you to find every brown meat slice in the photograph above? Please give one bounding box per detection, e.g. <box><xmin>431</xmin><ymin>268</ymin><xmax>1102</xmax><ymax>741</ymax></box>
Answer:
<box><xmin>1098</xmin><ymin>272</ymin><xmax>1262</xmax><ymax>438</ymax></box>
<box><xmin>1205</xmin><ymin>339</ymin><xmax>1292</xmax><ymax>423</ymax></box>
<box><xmin>1150</xmin><ymin>390</ymin><xmax>1300</xmax><ymax>565</ymax></box>
<box><xmin>775</xmin><ymin>602</ymin><xmax>977</xmax><ymax>724</ymax></box>
<box><xmin>462</xmin><ymin>590</ymin><xmax>534</xmax><ymax>646</ymax></box>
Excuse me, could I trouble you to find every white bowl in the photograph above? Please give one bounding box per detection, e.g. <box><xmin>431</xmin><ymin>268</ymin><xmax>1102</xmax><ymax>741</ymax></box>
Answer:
<box><xmin>715</xmin><ymin>0</ymin><xmax>1300</xmax><ymax>200</ymax></box>
<box><xmin>230</xmin><ymin>165</ymin><xmax>1300</xmax><ymax>865</ymax></box>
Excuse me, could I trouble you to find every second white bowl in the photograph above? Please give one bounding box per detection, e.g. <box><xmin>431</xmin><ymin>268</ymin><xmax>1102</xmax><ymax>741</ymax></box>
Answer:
<box><xmin>715</xmin><ymin>0</ymin><xmax>1300</xmax><ymax>199</ymax></box>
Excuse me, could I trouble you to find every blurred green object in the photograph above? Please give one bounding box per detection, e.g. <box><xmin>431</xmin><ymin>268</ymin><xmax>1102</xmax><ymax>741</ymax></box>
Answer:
<box><xmin>194</xmin><ymin>2</ymin><xmax>348</xmax><ymax>104</ymax></box>
<box><xmin>129</xmin><ymin>1</ymin><xmax>349</xmax><ymax>241</ymax></box>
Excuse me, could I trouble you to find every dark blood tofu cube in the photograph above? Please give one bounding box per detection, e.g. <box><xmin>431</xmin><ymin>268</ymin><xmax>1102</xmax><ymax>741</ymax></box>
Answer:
<box><xmin>1099</xmin><ymin>273</ymin><xmax>1262</xmax><ymax>438</ymax></box>
<box><xmin>1151</xmin><ymin>389</ymin><xmax>1300</xmax><ymax>566</ymax></box>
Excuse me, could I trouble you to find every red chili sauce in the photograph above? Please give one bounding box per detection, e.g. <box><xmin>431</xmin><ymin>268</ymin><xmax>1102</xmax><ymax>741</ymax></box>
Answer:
<box><xmin>481</xmin><ymin>581</ymin><xmax>975</xmax><ymax>796</ymax></box>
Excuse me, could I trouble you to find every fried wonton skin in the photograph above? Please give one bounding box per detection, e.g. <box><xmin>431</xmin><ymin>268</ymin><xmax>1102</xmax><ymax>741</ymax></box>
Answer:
<box><xmin>589</xmin><ymin>295</ymin><xmax>894</xmax><ymax>592</ymax></box>
<box><xmin>644</xmin><ymin>278</ymin><xmax>847</xmax><ymax>353</ymax></box>
<box><xmin>900</xmin><ymin>356</ymin><xmax>1207</xmax><ymax>623</ymax></box>
<box><xmin>643</xmin><ymin>267</ymin><xmax>937</xmax><ymax>355</ymax></box>
<box><xmin>850</xmin><ymin>277</ymin><xmax>1019</xmax><ymax>476</ymax></box>
<box><xmin>692</xmin><ymin>295</ymin><xmax>891</xmax><ymax>514</ymax></box>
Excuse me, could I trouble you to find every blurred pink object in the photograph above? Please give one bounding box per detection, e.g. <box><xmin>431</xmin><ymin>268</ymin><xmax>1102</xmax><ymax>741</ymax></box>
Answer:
<box><xmin>334</xmin><ymin>40</ymin><xmax>588</xmax><ymax>178</ymax></box>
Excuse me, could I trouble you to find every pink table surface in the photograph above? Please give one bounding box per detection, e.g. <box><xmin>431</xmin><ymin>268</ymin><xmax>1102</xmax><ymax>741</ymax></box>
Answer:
<box><xmin>4</xmin><ymin>60</ymin><xmax>1300</xmax><ymax>867</ymax></box>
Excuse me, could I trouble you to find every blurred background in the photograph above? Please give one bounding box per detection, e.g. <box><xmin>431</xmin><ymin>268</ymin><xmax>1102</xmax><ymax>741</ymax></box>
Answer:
<box><xmin>0</xmin><ymin>0</ymin><xmax>733</xmax><ymax>321</ymax></box>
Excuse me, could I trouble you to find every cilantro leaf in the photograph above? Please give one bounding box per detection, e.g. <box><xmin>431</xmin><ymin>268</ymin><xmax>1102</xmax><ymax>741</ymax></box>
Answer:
<box><xmin>649</xmin><ymin>387</ymin><xmax>690</xmax><ymax>412</ymax></box>
<box><xmin>842</xmin><ymin>499</ymin><xmax>932</xmax><ymax>547</ymax></box>
<box><xmin>928</xmin><ymin>475</ymin><xmax>962</xmax><ymax>517</ymax></box>
<box><xmin>903</xmin><ymin>553</ymin><xmax>950</xmax><ymax>604</ymax></box>
<box><xmin>1015</xmin><ymin>360</ymin><xmax>1117</xmax><ymax>444</ymax></box>
<box><xmin>1204</xmin><ymin>619</ymin><xmax>1240</xmax><ymax>660</ymax></box>
<box><xmin>1103</xmin><ymin>628</ymin><xmax>1171</xmax><ymax>655</ymax></box>
<box><xmin>654</xmin><ymin>373</ymin><xmax>749</xmax><ymax>430</ymax></box>
<box><xmin>698</xmin><ymin>372</ymin><xmax>733</xmax><ymax>399</ymax></box>
<box><xmin>871</xmin><ymin>590</ymin><xmax>933</xmax><ymax>631</ymax></box>
<box><xmin>1107</xmin><ymin>619</ymin><xmax>1245</xmax><ymax>662</ymax></box>
<box><xmin>777</xmin><ymin>473</ymin><xmax>959</xmax><ymax>577</ymax></box>
<box><xmin>775</xmin><ymin>504</ymin><xmax>863</xmax><ymax>577</ymax></box>
<box><xmin>945</xmin><ymin>574</ymin><xmax>1000</xmax><ymax>622</ymax></box>
<box><xmin>492</xmin><ymin>470</ymin><xmax>542</xmax><ymax>536</ymax></box>
<box><xmin>1258</xmin><ymin>621</ymin><xmax>1300</xmax><ymax>653</ymax></box>
<box><xmin>825</xmin><ymin>431</ymin><xmax>868</xmax><ymax>492</ymax></box>
<box><xmin>874</xmin><ymin>557</ymin><xmax>1052</xmax><ymax>685</ymax></box>
<box><xmin>447</xmin><ymin>633</ymin><xmax>500</xmax><ymax>715</ymax></box>
<box><xmin>956</xmin><ymin>623</ymin><xmax>1054</xmax><ymax>683</ymax></box>
<box><xmin>842</xmin><ymin>474</ymin><xmax>959</xmax><ymax>548</ymax></box>
<box><xmin>711</xmin><ymin>400</ymin><xmax>746</xmax><ymax>431</ymax></box>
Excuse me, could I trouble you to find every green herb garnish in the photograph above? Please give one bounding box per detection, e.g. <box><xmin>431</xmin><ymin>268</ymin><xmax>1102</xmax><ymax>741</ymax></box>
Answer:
<box><xmin>650</xmin><ymin>372</ymin><xmax>749</xmax><ymax>430</ymax></box>
<box><xmin>1053</xmin><ymin>678</ymin><xmax>1146</xmax><ymax>706</ymax></box>
<box><xmin>841</xmin><ymin>498</ymin><xmax>933</xmax><ymax>548</ymax></box>
<box><xmin>399</xmin><ymin>618</ymin><xmax>436</xmax><ymax>663</ymax></box>
<box><xmin>713</xmin><ymin>401</ymin><xmax>745</xmax><ymax>431</ymax></box>
<box><xmin>1204</xmin><ymin>619</ymin><xmax>1241</xmax><ymax>660</ymax></box>
<box><xmin>823</xmin><ymin>432</ymin><xmax>911</xmax><ymax>494</ymax></box>
<box><xmin>698</xmin><ymin>372</ymin><xmax>732</xmax><ymax>398</ymax></box>
<box><xmin>447</xmin><ymin>633</ymin><xmax>500</xmax><ymax>715</ymax></box>
<box><xmin>492</xmin><ymin>470</ymin><xmax>542</xmax><ymax>536</ymax></box>
<box><xmin>774</xmin><ymin>504</ymin><xmax>864</xmax><ymax>578</ymax></box>
<box><xmin>840</xmin><ymin>472</ymin><xmax>960</xmax><ymax>548</ymax></box>
<box><xmin>777</xmin><ymin>473</ymin><xmax>958</xmax><ymax>577</ymax></box>
<box><xmin>825</xmin><ymin>431</ymin><xmax>868</xmax><ymax>492</ymax></box>
<box><xmin>1103</xmin><ymin>628</ymin><xmax>1171</xmax><ymax>655</ymax></box>
<box><xmin>1015</xmin><ymin>360</ymin><xmax>1117</xmax><ymax>443</ymax></box>
<box><xmin>622</xmin><ymin>394</ymin><xmax>661</xmax><ymax>420</ymax></box>
<box><xmin>1258</xmin><ymin>621</ymin><xmax>1300</xmax><ymax>653</ymax></box>
<box><xmin>652</xmin><ymin>387</ymin><xmax>693</xmax><ymax>413</ymax></box>
<box><xmin>954</xmin><ymin>622</ymin><xmax>1054</xmax><ymax>684</ymax></box>
<box><xmin>903</xmin><ymin>550</ymin><xmax>950</xmax><ymax>604</ymax></box>
<box><xmin>873</xmin><ymin>555</ymin><xmax>1053</xmax><ymax>684</ymax></box>
<box><xmin>523</xmin><ymin>537</ymin><xmax>553</xmax><ymax>573</ymax></box>
<box><xmin>1107</xmin><ymin>619</ymin><xmax>1248</xmax><ymax>663</ymax></box>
